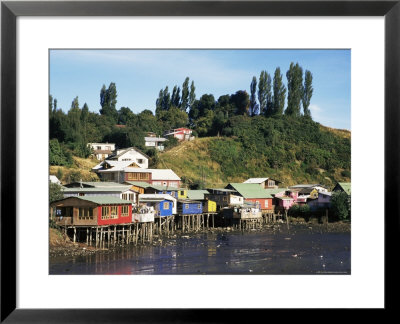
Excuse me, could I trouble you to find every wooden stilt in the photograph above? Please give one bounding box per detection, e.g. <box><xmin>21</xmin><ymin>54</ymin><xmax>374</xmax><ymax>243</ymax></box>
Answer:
<box><xmin>73</xmin><ymin>227</ymin><xmax>76</xmax><ymax>243</ymax></box>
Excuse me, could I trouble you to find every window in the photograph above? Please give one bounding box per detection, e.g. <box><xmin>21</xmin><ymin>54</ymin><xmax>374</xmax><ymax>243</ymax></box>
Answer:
<box><xmin>79</xmin><ymin>208</ymin><xmax>93</xmax><ymax>220</ymax></box>
<box><xmin>223</xmin><ymin>196</ymin><xmax>227</xmax><ymax>202</ymax></box>
<box><xmin>121</xmin><ymin>205</ymin><xmax>129</xmax><ymax>217</ymax></box>
<box><xmin>185</xmin><ymin>204</ymin><xmax>189</xmax><ymax>209</ymax></box>
<box><xmin>129</xmin><ymin>194</ymin><xmax>134</xmax><ymax>201</ymax></box>
<box><xmin>163</xmin><ymin>202</ymin><xmax>170</xmax><ymax>210</ymax></box>
<box><xmin>137</xmin><ymin>159</ymin><xmax>144</xmax><ymax>164</ymax></box>
<box><xmin>97</xmin><ymin>146</ymin><xmax>101</xmax><ymax>150</ymax></box>
<box><xmin>197</xmin><ymin>204</ymin><xmax>201</xmax><ymax>209</ymax></box>
<box><xmin>265</xmin><ymin>200</ymin><xmax>269</xmax><ymax>208</ymax></box>
<box><xmin>122</xmin><ymin>193</ymin><xmax>128</xmax><ymax>200</ymax></box>
<box><xmin>127</xmin><ymin>173</ymin><xmax>139</xmax><ymax>180</ymax></box>
<box><xmin>110</xmin><ymin>206</ymin><xmax>118</xmax><ymax>219</ymax></box>
<box><xmin>139</xmin><ymin>173</ymin><xmax>149</xmax><ymax>180</ymax></box>
<box><xmin>101</xmin><ymin>207</ymin><xmax>110</xmax><ymax>220</ymax></box>
<box><xmin>79</xmin><ymin>193</ymin><xmax>85</xmax><ymax>196</ymax></box>
<box><xmin>180</xmin><ymin>191</ymin><xmax>185</xmax><ymax>196</ymax></box>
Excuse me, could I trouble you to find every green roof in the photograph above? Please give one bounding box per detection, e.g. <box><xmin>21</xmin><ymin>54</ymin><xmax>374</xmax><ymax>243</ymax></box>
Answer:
<box><xmin>63</xmin><ymin>186</ymin><xmax>131</xmax><ymax>193</ymax></box>
<box><xmin>263</xmin><ymin>188</ymin><xmax>285</xmax><ymax>198</ymax></box>
<box><xmin>125</xmin><ymin>181</ymin><xmax>152</xmax><ymax>188</ymax></box>
<box><xmin>77</xmin><ymin>196</ymin><xmax>132</xmax><ymax>205</ymax></box>
<box><xmin>337</xmin><ymin>182</ymin><xmax>351</xmax><ymax>195</ymax></box>
<box><xmin>186</xmin><ymin>190</ymin><xmax>209</xmax><ymax>200</ymax></box>
<box><xmin>227</xmin><ymin>183</ymin><xmax>276</xmax><ymax>199</ymax></box>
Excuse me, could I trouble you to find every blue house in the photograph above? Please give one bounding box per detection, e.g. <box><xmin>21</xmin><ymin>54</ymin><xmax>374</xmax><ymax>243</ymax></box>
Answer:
<box><xmin>139</xmin><ymin>194</ymin><xmax>175</xmax><ymax>217</ymax></box>
<box><xmin>178</xmin><ymin>199</ymin><xmax>203</xmax><ymax>215</ymax></box>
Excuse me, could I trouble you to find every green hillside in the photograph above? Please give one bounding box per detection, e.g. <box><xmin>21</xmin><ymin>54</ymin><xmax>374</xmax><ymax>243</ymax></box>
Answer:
<box><xmin>156</xmin><ymin>116</ymin><xmax>351</xmax><ymax>189</ymax></box>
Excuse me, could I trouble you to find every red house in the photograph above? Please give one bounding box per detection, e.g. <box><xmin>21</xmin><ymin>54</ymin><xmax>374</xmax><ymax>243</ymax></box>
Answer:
<box><xmin>164</xmin><ymin>128</ymin><xmax>194</xmax><ymax>141</ymax></box>
<box><xmin>51</xmin><ymin>196</ymin><xmax>133</xmax><ymax>227</ymax></box>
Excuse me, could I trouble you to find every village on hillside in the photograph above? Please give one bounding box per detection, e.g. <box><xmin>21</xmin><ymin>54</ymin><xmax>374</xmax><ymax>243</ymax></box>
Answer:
<box><xmin>50</xmin><ymin>129</ymin><xmax>351</xmax><ymax>248</ymax></box>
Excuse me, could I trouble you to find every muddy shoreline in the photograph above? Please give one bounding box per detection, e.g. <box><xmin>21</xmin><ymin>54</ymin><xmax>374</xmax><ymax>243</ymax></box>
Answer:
<box><xmin>49</xmin><ymin>221</ymin><xmax>350</xmax><ymax>258</ymax></box>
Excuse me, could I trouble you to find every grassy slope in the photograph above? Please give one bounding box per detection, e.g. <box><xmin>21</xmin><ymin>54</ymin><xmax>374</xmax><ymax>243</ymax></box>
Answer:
<box><xmin>156</xmin><ymin>129</ymin><xmax>351</xmax><ymax>189</ymax></box>
<box><xmin>49</xmin><ymin>156</ymin><xmax>100</xmax><ymax>184</ymax></box>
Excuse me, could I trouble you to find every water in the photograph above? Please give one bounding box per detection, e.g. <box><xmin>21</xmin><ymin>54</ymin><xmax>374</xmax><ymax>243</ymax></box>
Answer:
<box><xmin>49</xmin><ymin>225</ymin><xmax>350</xmax><ymax>275</ymax></box>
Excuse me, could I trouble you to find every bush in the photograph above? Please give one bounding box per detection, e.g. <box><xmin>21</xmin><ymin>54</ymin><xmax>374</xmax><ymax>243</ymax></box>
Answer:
<box><xmin>330</xmin><ymin>191</ymin><xmax>350</xmax><ymax>220</ymax></box>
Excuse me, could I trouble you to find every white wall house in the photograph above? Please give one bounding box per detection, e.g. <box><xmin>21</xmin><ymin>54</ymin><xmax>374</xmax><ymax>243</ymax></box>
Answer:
<box><xmin>109</xmin><ymin>147</ymin><xmax>149</xmax><ymax>169</ymax></box>
<box><xmin>144</xmin><ymin>136</ymin><xmax>167</xmax><ymax>151</ymax></box>
<box><xmin>88</xmin><ymin>143</ymin><xmax>116</xmax><ymax>160</ymax></box>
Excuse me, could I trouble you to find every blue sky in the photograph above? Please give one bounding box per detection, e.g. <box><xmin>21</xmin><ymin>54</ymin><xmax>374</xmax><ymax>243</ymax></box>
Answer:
<box><xmin>50</xmin><ymin>49</ymin><xmax>351</xmax><ymax>130</ymax></box>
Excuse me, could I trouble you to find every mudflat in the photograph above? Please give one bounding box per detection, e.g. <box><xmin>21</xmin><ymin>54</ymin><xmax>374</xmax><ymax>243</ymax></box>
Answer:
<box><xmin>49</xmin><ymin>223</ymin><xmax>350</xmax><ymax>275</ymax></box>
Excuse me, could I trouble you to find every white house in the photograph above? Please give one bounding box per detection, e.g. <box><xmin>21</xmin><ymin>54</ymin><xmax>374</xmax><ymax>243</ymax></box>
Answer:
<box><xmin>107</xmin><ymin>147</ymin><xmax>149</xmax><ymax>168</ymax></box>
<box><xmin>87</xmin><ymin>143</ymin><xmax>116</xmax><ymax>160</ymax></box>
<box><xmin>144</xmin><ymin>136</ymin><xmax>167</xmax><ymax>151</ymax></box>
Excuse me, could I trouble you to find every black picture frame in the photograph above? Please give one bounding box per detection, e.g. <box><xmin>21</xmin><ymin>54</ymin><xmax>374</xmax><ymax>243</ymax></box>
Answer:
<box><xmin>1</xmin><ymin>0</ymin><xmax>398</xmax><ymax>322</ymax></box>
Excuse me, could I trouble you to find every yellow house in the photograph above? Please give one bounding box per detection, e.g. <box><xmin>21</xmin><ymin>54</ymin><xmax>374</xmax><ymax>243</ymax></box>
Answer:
<box><xmin>203</xmin><ymin>200</ymin><xmax>217</xmax><ymax>213</ymax></box>
<box><xmin>178</xmin><ymin>189</ymin><xmax>188</xmax><ymax>199</ymax></box>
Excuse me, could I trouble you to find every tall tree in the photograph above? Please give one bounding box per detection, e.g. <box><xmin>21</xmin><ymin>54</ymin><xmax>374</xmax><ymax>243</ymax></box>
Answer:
<box><xmin>189</xmin><ymin>81</ymin><xmax>196</xmax><ymax>110</ymax></box>
<box><xmin>230</xmin><ymin>90</ymin><xmax>250</xmax><ymax>116</ymax></box>
<box><xmin>249</xmin><ymin>76</ymin><xmax>259</xmax><ymax>116</ymax></box>
<box><xmin>155</xmin><ymin>89</ymin><xmax>163</xmax><ymax>115</ymax></box>
<box><xmin>258</xmin><ymin>71</ymin><xmax>267</xmax><ymax>115</ymax></box>
<box><xmin>302</xmin><ymin>70</ymin><xmax>313</xmax><ymax>117</ymax></box>
<box><xmin>265</xmin><ymin>73</ymin><xmax>273</xmax><ymax>116</ymax></box>
<box><xmin>49</xmin><ymin>95</ymin><xmax>53</xmax><ymax>116</ymax></box>
<box><xmin>161</xmin><ymin>86</ymin><xmax>171</xmax><ymax>111</ymax></box>
<box><xmin>181</xmin><ymin>77</ymin><xmax>190</xmax><ymax>112</ymax></box>
<box><xmin>285</xmin><ymin>62</ymin><xmax>303</xmax><ymax>116</ymax></box>
<box><xmin>272</xmin><ymin>67</ymin><xmax>286</xmax><ymax>115</ymax></box>
<box><xmin>100</xmin><ymin>82</ymin><xmax>118</xmax><ymax>122</ymax></box>
<box><xmin>171</xmin><ymin>85</ymin><xmax>181</xmax><ymax>108</ymax></box>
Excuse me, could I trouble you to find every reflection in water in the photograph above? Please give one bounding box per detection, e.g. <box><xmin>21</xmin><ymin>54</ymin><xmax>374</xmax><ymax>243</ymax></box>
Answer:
<box><xmin>50</xmin><ymin>226</ymin><xmax>351</xmax><ymax>275</ymax></box>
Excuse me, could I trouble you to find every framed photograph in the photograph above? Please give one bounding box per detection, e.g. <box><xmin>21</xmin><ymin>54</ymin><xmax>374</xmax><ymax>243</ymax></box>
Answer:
<box><xmin>1</xmin><ymin>0</ymin><xmax>397</xmax><ymax>321</ymax></box>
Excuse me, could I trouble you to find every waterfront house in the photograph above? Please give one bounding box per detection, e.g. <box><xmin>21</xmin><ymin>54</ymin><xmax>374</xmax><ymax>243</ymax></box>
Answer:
<box><xmin>224</xmin><ymin>202</ymin><xmax>262</xmax><ymax>220</ymax></box>
<box><xmin>243</xmin><ymin>177</ymin><xmax>282</xmax><ymax>189</ymax></box>
<box><xmin>87</xmin><ymin>142</ymin><xmax>116</xmax><ymax>161</ymax></box>
<box><xmin>289</xmin><ymin>184</ymin><xmax>328</xmax><ymax>193</ymax></box>
<box><xmin>206</xmin><ymin>188</ymin><xmax>244</xmax><ymax>209</ymax></box>
<box><xmin>132</xmin><ymin>205</ymin><xmax>155</xmax><ymax>223</ymax></box>
<box><xmin>95</xmin><ymin>167</ymin><xmax>181</xmax><ymax>187</ymax></box>
<box><xmin>225</xmin><ymin>183</ymin><xmax>281</xmax><ymax>212</ymax></box>
<box><xmin>51</xmin><ymin>196</ymin><xmax>133</xmax><ymax>227</ymax></box>
<box><xmin>186</xmin><ymin>190</ymin><xmax>216</xmax><ymax>213</ymax></box>
<box><xmin>177</xmin><ymin>199</ymin><xmax>203</xmax><ymax>215</ymax></box>
<box><xmin>138</xmin><ymin>194</ymin><xmax>175</xmax><ymax>217</ymax></box>
<box><xmin>308</xmin><ymin>192</ymin><xmax>332</xmax><ymax>211</ymax></box>
<box><xmin>62</xmin><ymin>185</ymin><xmax>138</xmax><ymax>204</ymax></box>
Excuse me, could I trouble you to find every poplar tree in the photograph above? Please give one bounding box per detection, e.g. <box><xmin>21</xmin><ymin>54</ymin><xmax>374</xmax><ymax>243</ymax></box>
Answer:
<box><xmin>100</xmin><ymin>82</ymin><xmax>118</xmax><ymax>122</ymax></box>
<box><xmin>155</xmin><ymin>89</ymin><xmax>163</xmax><ymax>115</ymax></box>
<box><xmin>265</xmin><ymin>73</ymin><xmax>273</xmax><ymax>116</ymax></box>
<box><xmin>258</xmin><ymin>71</ymin><xmax>267</xmax><ymax>115</ymax></box>
<box><xmin>272</xmin><ymin>67</ymin><xmax>286</xmax><ymax>115</ymax></box>
<box><xmin>171</xmin><ymin>85</ymin><xmax>181</xmax><ymax>108</ymax></box>
<box><xmin>161</xmin><ymin>86</ymin><xmax>171</xmax><ymax>111</ymax></box>
<box><xmin>181</xmin><ymin>77</ymin><xmax>190</xmax><ymax>112</ymax></box>
<box><xmin>249</xmin><ymin>76</ymin><xmax>259</xmax><ymax>116</ymax></box>
<box><xmin>302</xmin><ymin>70</ymin><xmax>313</xmax><ymax>117</ymax></box>
<box><xmin>189</xmin><ymin>81</ymin><xmax>196</xmax><ymax>110</ymax></box>
<box><xmin>285</xmin><ymin>62</ymin><xmax>303</xmax><ymax>116</ymax></box>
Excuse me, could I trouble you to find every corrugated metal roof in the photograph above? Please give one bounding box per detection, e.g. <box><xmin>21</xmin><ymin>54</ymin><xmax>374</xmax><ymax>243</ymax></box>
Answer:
<box><xmin>263</xmin><ymin>188</ymin><xmax>285</xmax><ymax>198</ymax></box>
<box><xmin>125</xmin><ymin>181</ymin><xmax>151</xmax><ymax>188</ymax></box>
<box><xmin>243</xmin><ymin>178</ymin><xmax>269</xmax><ymax>184</ymax></box>
<box><xmin>337</xmin><ymin>182</ymin><xmax>351</xmax><ymax>195</ymax></box>
<box><xmin>186</xmin><ymin>190</ymin><xmax>209</xmax><ymax>200</ymax></box>
<box><xmin>226</xmin><ymin>183</ymin><xmax>274</xmax><ymax>199</ymax></box>
<box><xmin>145</xmin><ymin>137</ymin><xmax>167</xmax><ymax>142</ymax></box>
<box><xmin>178</xmin><ymin>199</ymin><xmax>202</xmax><ymax>203</ymax></box>
<box><xmin>139</xmin><ymin>194</ymin><xmax>176</xmax><ymax>202</ymax></box>
<box><xmin>77</xmin><ymin>196</ymin><xmax>132</xmax><ymax>205</ymax></box>
<box><xmin>63</xmin><ymin>186</ymin><xmax>132</xmax><ymax>193</ymax></box>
